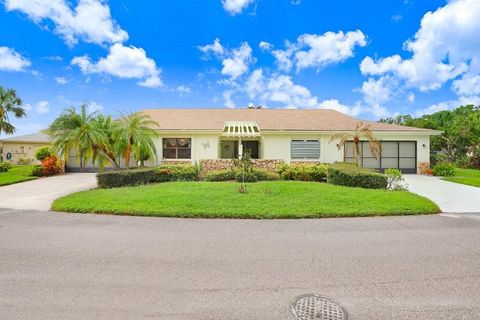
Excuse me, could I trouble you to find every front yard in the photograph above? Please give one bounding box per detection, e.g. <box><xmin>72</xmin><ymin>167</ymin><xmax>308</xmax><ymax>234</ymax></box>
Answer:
<box><xmin>0</xmin><ymin>165</ymin><xmax>37</xmax><ymax>186</ymax></box>
<box><xmin>52</xmin><ymin>181</ymin><xmax>439</xmax><ymax>218</ymax></box>
<box><xmin>442</xmin><ymin>168</ymin><xmax>480</xmax><ymax>187</ymax></box>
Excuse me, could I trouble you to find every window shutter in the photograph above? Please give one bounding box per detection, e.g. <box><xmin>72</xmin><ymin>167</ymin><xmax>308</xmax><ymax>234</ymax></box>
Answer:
<box><xmin>291</xmin><ymin>140</ymin><xmax>320</xmax><ymax>159</ymax></box>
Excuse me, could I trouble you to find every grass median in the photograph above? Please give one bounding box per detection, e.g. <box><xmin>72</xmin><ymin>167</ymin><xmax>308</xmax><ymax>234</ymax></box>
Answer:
<box><xmin>442</xmin><ymin>168</ymin><xmax>480</xmax><ymax>188</ymax></box>
<box><xmin>0</xmin><ymin>165</ymin><xmax>37</xmax><ymax>187</ymax></box>
<box><xmin>52</xmin><ymin>181</ymin><xmax>439</xmax><ymax>219</ymax></box>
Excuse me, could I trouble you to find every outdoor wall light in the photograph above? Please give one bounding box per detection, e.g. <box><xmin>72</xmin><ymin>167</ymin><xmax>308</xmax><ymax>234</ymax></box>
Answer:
<box><xmin>422</xmin><ymin>144</ymin><xmax>426</xmax><ymax>148</ymax></box>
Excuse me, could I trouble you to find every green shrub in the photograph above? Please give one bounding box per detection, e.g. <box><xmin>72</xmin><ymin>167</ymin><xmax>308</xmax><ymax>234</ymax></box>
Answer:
<box><xmin>32</xmin><ymin>165</ymin><xmax>45</xmax><ymax>177</ymax></box>
<box><xmin>384</xmin><ymin>168</ymin><xmax>407</xmax><ymax>191</ymax></box>
<box><xmin>277</xmin><ymin>163</ymin><xmax>328</xmax><ymax>182</ymax></box>
<box><xmin>432</xmin><ymin>162</ymin><xmax>455</xmax><ymax>177</ymax></box>
<box><xmin>253</xmin><ymin>168</ymin><xmax>280</xmax><ymax>181</ymax></box>
<box><xmin>204</xmin><ymin>169</ymin><xmax>236</xmax><ymax>181</ymax></box>
<box><xmin>327</xmin><ymin>163</ymin><xmax>387</xmax><ymax>189</ymax></box>
<box><xmin>154</xmin><ymin>164</ymin><xmax>199</xmax><ymax>182</ymax></box>
<box><xmin>235</xmin><ymin>170</ymin><xmax>257</xmax><ymax>183</ymax></box>
<box><xmin>454</xmin><ymin>155</ymin><xmax>471</xmax><ymax>169</ymax></box>
<box><xmin>97</xmin><ymin>168</ymin><xmax>157</xmax><ymax>188</ymax></box>
<box><xmin>35</xmin><ymin>146</ymin><xmax>52</xmax><ymax>161</ymax></box>
<box><xmin>0</xmin><ymin>162</ymin><xmax>12</xmax><ymax>172</ymax></box>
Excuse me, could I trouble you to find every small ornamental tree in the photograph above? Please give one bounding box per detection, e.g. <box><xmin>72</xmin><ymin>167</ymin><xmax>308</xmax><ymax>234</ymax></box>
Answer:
<box><xmin>35</xmin><ymin>146</ymin><xmax>52</xmax><ymax>161</ymax></box>
<box><xmin>41</xmin><ymin>155</ymin><xmax>63</xmax><ymax>176</ymax></box>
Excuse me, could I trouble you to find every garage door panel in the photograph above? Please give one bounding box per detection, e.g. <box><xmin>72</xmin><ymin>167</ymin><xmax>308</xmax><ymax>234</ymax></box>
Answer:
<box><xmin>399</xmin><ymin>142</ymin><xmax>416</xmax><ymax>157</ymax></box>
<box><xmin>363</xmin><ymin>158</ymin><xmax>380</xmax><ymax>168</ymax></box>
<box><xmin>381</xmin><ymin>142</ymin><xmax>398</xmax><ymax>157</ymax></box>
<box><xmin>382</xmin><ymin>158</ymin><xmax>399</xmax><ymax>169</ymax></box>
<box><xmin>399</xmin><ymin>158</ymin><xmax>416</xmax><ymax>169</ymax></box>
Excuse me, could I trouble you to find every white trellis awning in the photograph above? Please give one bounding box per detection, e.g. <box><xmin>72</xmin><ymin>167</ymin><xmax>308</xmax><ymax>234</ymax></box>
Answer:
<box><xmin>222</xmin><ymin>121</ymin><xmax>260</xmax><ymax>137</ymax></box>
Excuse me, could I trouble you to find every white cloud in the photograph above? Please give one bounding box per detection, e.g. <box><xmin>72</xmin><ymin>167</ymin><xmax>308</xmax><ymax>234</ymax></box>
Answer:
<box><xmin>294</xmin><ymin>31</ymin><xmax>367</xmax><ymax>71</ymax></box>
<box><xmin>0</xmin><ymin>46</ymin><xmax>30</xmax><ymax>71</ymax></box>
<box><xmin>55</xmin><ymin>76</ymin><xmax>68</xmax><ymax>84</ymax></box>
<box><xmin>223</xmin><ymin>90</ymin><xmax>236</xmax><ymax>108</ymax></box>
<box><xmin>176</xmin><ymin>85</ymin><xmax>191</xmax><ymax>94</ymax></box>
<box><xmin>221</xmin><ymin>42</ymin><xmax>254</xmax><ymax>79</ymax></box>
<box><xmin>86</xmin><ymin>101</ymin><xmax>103</xmax><ymax>113</ymax></box>
<box><xmin>259</xmin><ymin>41</ymin><xmax>273</xmax><ymax>51</ymax></box>
<box><xmin>270</xmin><ymin>30</ymin><xmax>367</xmax><ymax>72</ymax></box>
<box><xmin>4</xmin><ymin>0</ymin><xmax>128</xmax><ymax>46</ymax></box>
<box><xmin>222</xmin><ymin>0</ymin><xmax>254</xmax><ymax>15</ymax></box>
<box><xmin>407</xmin><ymin>92</ymin><xmax>415</xmax><ymax>103</ymax></box>
<box><xmin>360</xmin><ymin>76</ymin><xmax>396</xmax><ymax>107</ymax></box>
<box><xmin>272</xmin><ymin>42</ymin><xmax>296</xmax><ymax>72</ymax></box>
<box><xmin>452</xmin><ymin>75</ymin><xmax>480</xmax><ymax>96</ymax></box>
<box><xmin>360</xmin><ymin>0</ymin><xmax>480</xmax><ymax>93</ymax></box>
<box><xmin>415</xmin><ymin>95</ymin><xmax>480</xmax><ymax>116</ymax></box>
<box><xmin>199</xmin><ymin>39</ymin><xmax>254</xmax><ymax>80</ymax></box>
<box><xmin>199</xmin><ymin>38</ymin><xmax>225</xmax><ymax>57</ymax></box>
<box><xmin>34</xmin><ymin>100</ymin><xmax>50</xmax><ymax>114</ymax></box>
<box><xmin>391</xmin><ymin>14</ymin><xmax>403</xmax><ymax>23</ymax></box>
<box><xmin>71</xmin><ymin>43</ymin><xmax>162</xmax><ymax>88</ymax></box>
<box><xmin>244</xmin><ymin>68</ymin><xmax>361</xmax><ymax>115</ymax></box>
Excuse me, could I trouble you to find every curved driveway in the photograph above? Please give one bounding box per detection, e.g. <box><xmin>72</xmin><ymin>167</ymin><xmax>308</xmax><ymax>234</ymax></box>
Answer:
<box><xmin>404</xmin><ymin>174</ymin><xmax>480</xmax><ymax>213</ymax></box>
<box><xmin>0</xmin><ymin>173</ymin><xmax>97</xmax><ymax>211</ymax></box>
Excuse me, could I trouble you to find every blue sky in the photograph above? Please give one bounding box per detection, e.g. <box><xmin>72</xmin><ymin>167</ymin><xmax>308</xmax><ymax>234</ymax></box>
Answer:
<box><xmin>1</xmin><ymin>0</ymin><xmax>479</xmax><ymax>136</ymax></box>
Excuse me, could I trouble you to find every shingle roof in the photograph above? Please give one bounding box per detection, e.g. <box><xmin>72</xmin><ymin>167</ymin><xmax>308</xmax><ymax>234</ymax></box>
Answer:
<box><xmin>142</xmin><ymin>108</ymin><xmax>438</xmax><ymax>133</ymax></box>
<box><xmin>0</xmin><ymin>132</ymin><xmax>51</xmax><ymax>143</ymax></box>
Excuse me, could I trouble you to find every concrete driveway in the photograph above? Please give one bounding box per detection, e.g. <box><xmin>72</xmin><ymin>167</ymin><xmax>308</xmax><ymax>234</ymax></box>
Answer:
<box><xmin>1</xmin><ymin>209</ymin><xmax>479</xmax><ymax>319</ymax></box>
<box><xmin>0</xmin><ymin>173</ymin><xmax>97</xmax><ymax>211</ymax></box>
<box><xmin>404</xmin><ymin>174</ymin><xmax>480</xmax><ymax>213</ymax></box>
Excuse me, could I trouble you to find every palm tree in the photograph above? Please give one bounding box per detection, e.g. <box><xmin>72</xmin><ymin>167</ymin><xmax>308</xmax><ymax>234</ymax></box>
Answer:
<box><xmin>114</xmin><ymin>112</ymin><xmax>159</xmax><ymax>169</ymax></box>
<box><xmin>47</xmin><ymin>105</ymin><xmax>114</xmax><ymax>172</ymax></box>
<box><xmin>89</xmin><ymin>114</ymin><xmax>121</xmax><ymax>170</ymax></box>
<box><xmin>0</xmin><ymin>86</ymin><xmax>26</xmax><ymax>137</ymax></box>
<box><xmin>330</xmin><ymin>122</ymin><xmax>380</xmax><ymax>165</ymax></box>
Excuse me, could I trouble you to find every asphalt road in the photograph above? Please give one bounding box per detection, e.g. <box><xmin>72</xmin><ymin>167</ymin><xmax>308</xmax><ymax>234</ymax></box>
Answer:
<box><xmin>1</xmin><ymin>209</ymin><xmax>479</xmax><ymax>320</ymax></box>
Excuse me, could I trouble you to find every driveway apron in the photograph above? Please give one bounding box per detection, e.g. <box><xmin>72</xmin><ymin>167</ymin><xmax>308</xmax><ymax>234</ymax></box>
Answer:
<box><xmin>0</xmin><ymin>173</ymin><xmax>97</xmax><ymax>211</ymax></box>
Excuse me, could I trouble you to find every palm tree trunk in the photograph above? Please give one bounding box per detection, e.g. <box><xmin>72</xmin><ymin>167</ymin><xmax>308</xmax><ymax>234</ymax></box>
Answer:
<box><xmin>125</xmin><ymin>144</ymin><xmax>131</xmax><ymax>169</ymax></box>
<box><xmin>79</xmin><ymin>152</ymin><xmax>84</xmax><ymax>173</ymax></box>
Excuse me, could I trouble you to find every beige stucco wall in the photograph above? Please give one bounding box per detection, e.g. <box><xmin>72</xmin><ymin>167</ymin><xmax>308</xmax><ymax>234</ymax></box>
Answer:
<box><xmin>153</xmin><ymin>131</ymin><xmax>433</xmax><ymax>169</ymax></box>
<box><xmin>1</xmin><ymin>142</ymin><xmax>48</xmax><ymax>164</ymax></box>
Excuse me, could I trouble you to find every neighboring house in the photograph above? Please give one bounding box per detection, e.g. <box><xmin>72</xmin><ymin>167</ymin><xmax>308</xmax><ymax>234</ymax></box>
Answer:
<box><xmin>143</xmin><ymin>108</ymin><xmax>440</xmax><ymax>173</ymax></box>
<box><xmin>0</xmin><ymin>132</ymin><xmax>51</xmax><ymax>164</ymax></box>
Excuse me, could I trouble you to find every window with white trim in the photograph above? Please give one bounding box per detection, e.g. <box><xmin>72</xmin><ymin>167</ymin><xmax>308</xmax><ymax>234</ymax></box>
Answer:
<box><xmin>163</xmin><ymin>138</ymin><xmax>191</xmax><ymax>159</ymax></box>
<box><xmin>291</xmin><ymin>140</ymin><xmax>320</xmax><ymax>159</ymax></box>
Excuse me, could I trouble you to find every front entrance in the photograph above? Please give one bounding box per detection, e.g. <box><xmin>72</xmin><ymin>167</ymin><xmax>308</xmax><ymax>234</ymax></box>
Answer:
<box><xmin>220</xmin><ymin>140</ymin><xmax>259</xmax><ymax>159</ymax></box>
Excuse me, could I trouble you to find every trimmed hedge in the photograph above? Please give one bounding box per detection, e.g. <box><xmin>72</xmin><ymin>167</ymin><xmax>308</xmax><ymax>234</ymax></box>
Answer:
<box><xmin>235</xmin><ymin>171</ymin><xmax>258</xmax><ymax>183</ymax></box>
<box><xmin>204</xmin><ymin>169</ymin><xmax>236</xmax><ymax>181</ymax></box>
<box><xmin>97</xmin><ymin>168</ymin><xmax>157</xmax><ymax>188</ymax></box>
<box><xmin>253</xmin><ymin>168</ymin><xmax>280</xmax><ymax>181</ymax></box>
<box><xmin>155</xmin><ymin>164</ymin><xmax>199</xmax><ymax>182</ymax></box>
<box><xmin>277</xmin><ymin>163</ymin><xmax>328</xmax><ymax>182</ymax></box>
<box><xmin>327</xmin><ymin>163</ymin><xmax>387</xmax><ymax>189</ymax></box>
<box><xmin>97</xmin><ymin>164</ymin><xmax>199</xmax><ymax>188</ymax></box>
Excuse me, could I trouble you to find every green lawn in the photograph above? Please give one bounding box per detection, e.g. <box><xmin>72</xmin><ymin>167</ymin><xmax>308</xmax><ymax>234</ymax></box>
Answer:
<box><xmin>0</xmin><ymin>165</ymin><xmax>37</xmax><ymax>186</ymax></box>
<box><xmin>52</xmin><ymin>181</ymin><xmax>439</xmax><ymax>219</ymax></box>
<box><xmin>442</xmin><ymin>168</ymin><xmax>480</xmax><ymax>187</ymax></box>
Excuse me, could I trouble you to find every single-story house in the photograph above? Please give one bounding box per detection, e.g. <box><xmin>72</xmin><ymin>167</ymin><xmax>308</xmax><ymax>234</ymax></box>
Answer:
<box><xmin>0</xmin><ymin>132</ymin><xmax>51</xmax><ymax>164</ymax></box>
<box><xmin>143</xmin><ymin>108</ymin><xmax>440</xmax><ymax>174</ymax></box>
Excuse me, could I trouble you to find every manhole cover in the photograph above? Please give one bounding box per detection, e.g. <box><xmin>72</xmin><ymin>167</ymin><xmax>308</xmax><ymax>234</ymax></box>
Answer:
<box><xmin>291</xmin><ymin>294</ymin><xmax>348</xmax><ymax>320</ymax></box>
